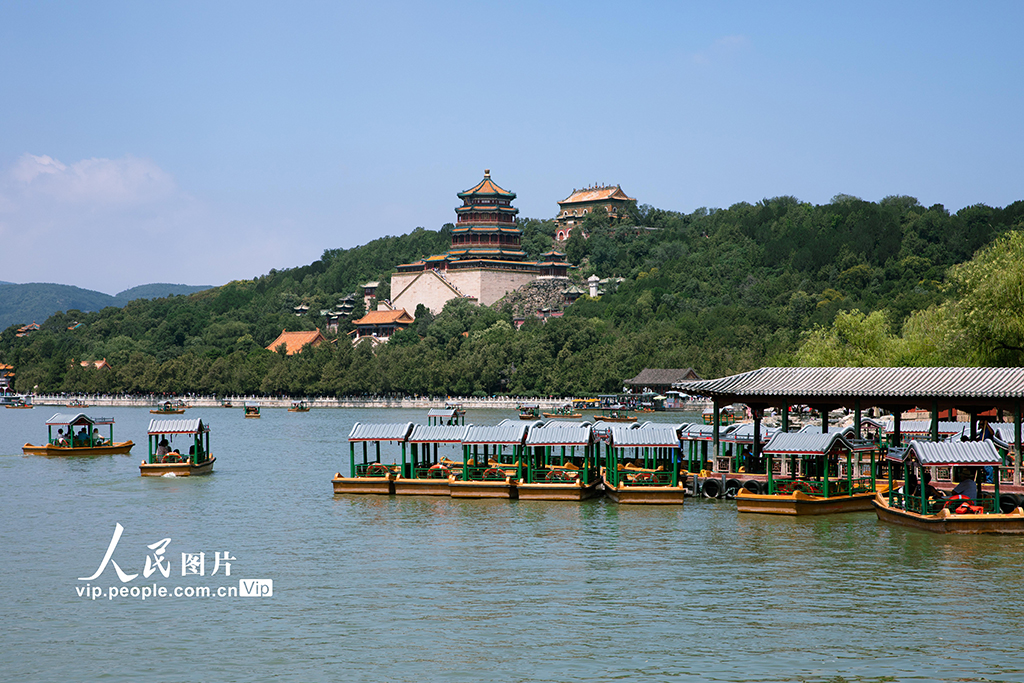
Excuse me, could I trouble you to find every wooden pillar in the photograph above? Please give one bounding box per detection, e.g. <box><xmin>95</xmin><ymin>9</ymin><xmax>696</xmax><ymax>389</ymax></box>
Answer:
<box><xmin>930</xmin><ymin>400</ymin><xmax>939</xmax><ymax>442</ymax></box>
<box><xmin>781</xmin><ymin>402</ymin><xmax>790</xmax><ymax>432</ymax></box>
<box><xmin>821</xmin><ymin>406</ymin><xmax>828</xmax><ymax>434</ymax></box>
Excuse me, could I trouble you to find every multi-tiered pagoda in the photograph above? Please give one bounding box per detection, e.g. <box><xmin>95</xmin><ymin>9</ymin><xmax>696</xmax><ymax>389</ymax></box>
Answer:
<box><xmin>390</xmin><ymin>171</ymin><xmax>569</xmax><ymax>314</ymax></box>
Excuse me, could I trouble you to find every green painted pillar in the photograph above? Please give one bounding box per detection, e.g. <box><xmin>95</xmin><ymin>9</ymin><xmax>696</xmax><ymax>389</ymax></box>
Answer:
<box><xmin>349</xmin><ymin>442</ymin><xmax>355</xmax><ymax>478</ymax></box>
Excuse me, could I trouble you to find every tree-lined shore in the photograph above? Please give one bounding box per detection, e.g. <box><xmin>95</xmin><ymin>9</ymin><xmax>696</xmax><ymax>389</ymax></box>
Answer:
<box><xmin>2</xmin><ymin>194</ymin><xmax>1022</xmax><ymax>396</ymax></box>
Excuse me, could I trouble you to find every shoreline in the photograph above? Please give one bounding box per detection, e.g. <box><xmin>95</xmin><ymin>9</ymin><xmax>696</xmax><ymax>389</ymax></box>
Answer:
<box><xmin>23</xmin><ymin>394</ymin><xmax>713</xmax><ymax>412</ymax></box>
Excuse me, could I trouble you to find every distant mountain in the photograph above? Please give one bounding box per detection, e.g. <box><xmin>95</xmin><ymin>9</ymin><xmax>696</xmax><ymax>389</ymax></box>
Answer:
<box><xmin>115</xmin><ymin>283</ymin><xmax>213</xmax><ymax>300</ymax></box>
<box><xmin>0</xmin><ymin>282</ymin><xmax>215</xmax><ymax>330</ymax></box>
<box><xmin>0</xmin><ymin>283</ymin><xmax>119</xmax><ymax>330</ymax></box>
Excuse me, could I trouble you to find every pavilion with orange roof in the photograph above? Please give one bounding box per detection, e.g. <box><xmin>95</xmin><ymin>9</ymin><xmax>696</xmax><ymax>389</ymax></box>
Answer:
<box><xmin>266</xmin><ymin>329</ymin><xmax>328</xmax><ymax>355</ymax></box>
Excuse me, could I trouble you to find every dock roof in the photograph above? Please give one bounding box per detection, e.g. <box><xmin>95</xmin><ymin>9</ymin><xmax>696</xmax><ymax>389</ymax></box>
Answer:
<box><xmin>677</xmin><ymin>367</ymin><xmax>1024</xmax><ymax>410</ymax></box>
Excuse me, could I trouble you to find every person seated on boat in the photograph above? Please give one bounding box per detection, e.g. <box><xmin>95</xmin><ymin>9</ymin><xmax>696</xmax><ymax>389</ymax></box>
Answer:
<box><xmin>949</xmin><ymin>471</ymin><xmax>978</xmax><ymax>501</ymax></box>
<box><xmin>91</xmin><ymin>428</ymin><xmax>109</xmax><ymax>446</ymax></box>
<box><xmin>156</xmin><ymin>438</ymin><xmax>171</xmax><ymax>457</ymax></box>
<box><xmin>921</xmin><ymin>472</ymin><xmax>942</xmax><ymax>500</ymax></box>
<box><xmin>902</xmin><ymin>469</ymin><xmax>920</xmax><ymax>497</ymax></box>
<box><xmin>54</xmin><ymin>429</ymin><xmax>69</xmax><ymax>447</ymax></box>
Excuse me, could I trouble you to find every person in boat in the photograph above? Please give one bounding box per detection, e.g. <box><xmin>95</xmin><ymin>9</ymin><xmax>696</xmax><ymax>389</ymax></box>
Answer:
<box><xmin>949</xmin><ymin>470</ymin><xmax>978</xmax><ymax>501</ymax></box>
<box><xmin>91</xmin><ymin>428</ymin><xmax>108</xmax><ymax>446</ymax></box>
<box><xmin>54</xmin><ymin>429</ymin><xmax>69</xmax><ymax>447</ymax></box>
<box><xmin>156</xmin><ymin>438</ymin><xmax>171</xmax><ymax>457</ymax></box>
<box><xmin>921</xmin><ymin>472</ymin><xmax>943</xmax><ymax>500</ymax></box>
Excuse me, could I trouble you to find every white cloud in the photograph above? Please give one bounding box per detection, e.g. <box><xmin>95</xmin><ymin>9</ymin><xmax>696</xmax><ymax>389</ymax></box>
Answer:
<box><xmin>0</xmin><ymin>153</ymin><xmax>318</xmax><ymax>294</ymax></box>
<box><xmin>8</xmin><ymin>153</ymin><xmax>177</xmax><ymax>206</ymax></box>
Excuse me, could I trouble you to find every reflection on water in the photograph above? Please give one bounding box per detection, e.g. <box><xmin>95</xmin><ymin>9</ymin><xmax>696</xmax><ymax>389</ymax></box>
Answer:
<box><xmin>2</xmin><ymin>406</ymin><xmax>1023</xmax><ymax>682</ymax></box>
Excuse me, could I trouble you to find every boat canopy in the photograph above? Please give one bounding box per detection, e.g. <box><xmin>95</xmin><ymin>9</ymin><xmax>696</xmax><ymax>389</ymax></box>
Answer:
<box><xmin>607</xmin><ymin>423</ymin><xmax>680</xmax><ymax>448</ymax></box>
<box><xmin>348</xmin><ymin>422</ymin><xmax>414</xmax><ymax>442</ymax></box>
<box><xmin>525</xmin><ymin>423</ymin><xmax>592</xmax><ymax>447</ymax></box>
<box><xmin>723</xmin><ymin>422</ymin><xmax>779</xmax><ymax>444</ymax></box>
<box><xmin>46</xmin><ymin>413</ymin><xmax>113</xmax><ymax>426</ymax></box>
<box><xmin>763</xmin><ymin>431</ymin><xmax>854</xmax><ymax>456</ymax></box>
<box><xmin>245</xmin><ymin>401</ymin><xmax>261</xmax><ymax>408</ymax></box>
<box><xmin>463</xmin><ymin>423</ymin><xmax>529</xmax><ymax>445</ymax></box>
<box><xmin>902</xmin><ymin>440</ymin><xmax>1002</xmax><ymax>467</ymax></box>
<box><xmin>148</xmin><ymin>418</ymin><xmax>208</xmax><ymax>436</ymax></box>
<box><xmin>881</xmin><ymin>420</ymin><xmax>965</xmax><ymax>438</ymax></box>
<box><xmin>408</xmin><ymin>424</ymin><xmax>470</xmax><ymax>443</ymax></box>
<box><xmin>427</xmin><ymin>408</ymin><xmax>459</xmax><ymax>419</ymax></box>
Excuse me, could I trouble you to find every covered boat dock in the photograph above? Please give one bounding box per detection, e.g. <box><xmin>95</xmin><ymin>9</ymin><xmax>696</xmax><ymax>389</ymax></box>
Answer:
<box><xmin>677</xmin><ymin>367</ymin><xmax>1024</xmax><ymax>491</ymax></box>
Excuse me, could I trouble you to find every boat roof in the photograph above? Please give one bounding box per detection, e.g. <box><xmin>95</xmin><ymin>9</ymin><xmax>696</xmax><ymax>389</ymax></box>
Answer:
<box><xmin>463</xmin><ymin>423</ymin><xmax>529</xmax><ymax>445</ymax></box>
<box><xmin>722</xmin><ymin>422</ymin><xmax>779</xmax><ymax>443</ymax></box>
<box><xmin>901</xmin><ymin>439</ymin><xmax>1002</xmax><ymax>466</ymax></box>
<box><xmin>890</xmin><ymin>420</ymin><xmax>965</xmax><ymax>437</ymax></box>
<box><xmin>607</xmin><ymin>423</ymin><xmax>680</xmax><ymax>448</ymax></box>
<box><xmin>525</xmin><ymin>423</ymin><xmax>592</xmax><ymax>447</ymax></box>
<box><xmin>679</xmin><ymin>423</ymin><xmax>741</xmax><ymax>440</ymax></box>
<box><xmin>245</xmin><ymin>401</ymin><xmax>261</xmax><ymax>407</ymax></box>
<box><xmin>348</xmin><ymin>422</ymin><xmax>414</xmax><ymax>442</ymax></box>
<box><xmin>408</xmin><ymin>424</ymin><xmax>470</xmax><ymax>443</ymax></box>
<box><xmin>148</xmin><ymin>418</ymin><xmax>207</xmax><ymax>435</ymax></box>
<box><xmin>426</xmin><ymin>408</ymin><xmax>459</xmax><ymax>418</ymax></box>
<box><xmin>763</xmin><ymin>431</ymin><xmax>854</xmax><ymax>456</ymax></box>
<box><xmin>46</xmin><ymin>413</ymin><xmax>114</xmax><ymax>426</ymax></box>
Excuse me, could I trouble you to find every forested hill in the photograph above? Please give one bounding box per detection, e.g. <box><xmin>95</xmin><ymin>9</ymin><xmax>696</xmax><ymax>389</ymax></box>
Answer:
<box><xmin>0</xmin><ymin>282</ymin><xmax>216</xmax><ymax>330</ymax></box>
<box><xmin>115</xmin><ymin>283</ymin><xmax>215</xmax><ymax>301</ymax></box>
<box><xmin>2</xmin><ymin>195</ymin><xmax>1022</xmax><ymax>396</ymax></box>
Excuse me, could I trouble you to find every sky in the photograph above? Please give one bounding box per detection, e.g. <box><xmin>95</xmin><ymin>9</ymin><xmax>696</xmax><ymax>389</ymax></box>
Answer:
<box><xmin>1</xmin><ymin>1</ymin><xmax>1022</xmax><ymax>295</ymax></box>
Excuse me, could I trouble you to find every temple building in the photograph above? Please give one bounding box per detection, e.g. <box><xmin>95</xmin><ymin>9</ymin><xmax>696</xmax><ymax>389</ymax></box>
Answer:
<box><xmin>350</xmin><ymin>309</ymin><xmax>415</xmax><ymax>347</ymax></box>
<box><xmin>390</xmin><ymin>170</ymin><xmax>570</xmax><ymax>314</ymax></box>
<box><xmin>265</xmin><ymin>329</ymin><xmax>327</xmax><ymax>355</ymax></box>
<box><xmin>555</xmin><ymin>184</ymin><xmax>635</xmax><ymax>241</ymax></box>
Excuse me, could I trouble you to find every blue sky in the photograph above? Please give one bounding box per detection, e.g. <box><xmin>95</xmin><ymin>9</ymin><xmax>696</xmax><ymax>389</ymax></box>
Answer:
<box><xmin>1</xmin><ymin>1</ymin><xmax>1021</xmax><ymax>294</ymax></box>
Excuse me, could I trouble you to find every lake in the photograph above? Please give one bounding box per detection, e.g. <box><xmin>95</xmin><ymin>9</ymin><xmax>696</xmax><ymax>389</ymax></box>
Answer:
<box><xmin>2</xmin><ymin>405</ymin><xmax>1023</xmax><ymax>682</ymax></box>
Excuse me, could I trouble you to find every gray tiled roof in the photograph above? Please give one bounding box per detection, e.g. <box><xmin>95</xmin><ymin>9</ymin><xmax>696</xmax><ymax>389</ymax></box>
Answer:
<box><xmin>677</xmin><ymin>367</ymin><xmax>1024</xmax><ymax>400</ymax></box>
<box><xmin>148</xmin><ymin>418</ymin><xmax>206</xmax><ymax>435</ymax></box>
<box><xmin>763</xmin><ymin>431</ymin><xmax>854</xmax><ymax>455</ymax></box>
<box><xmin>463</xmin><ymin>423</ymin><xmax>529</xmax><ymax>445</ymax></box>
<box><xmin>348</xmin><ymin>422</ymin><xmax>414</xmax><ymax>442</ymax></box>
<box><xmin>526</xmin><ymin>424</ymin><xmax>592</xmax><ymax>447</ymax></box>
<box><xmin>905</xmin><ymin>439</ymin><xmax>1002</xmax><ymax>466</ymax></box>
<box><xmin>408</xmin><ymin>425</ymin><xmax>470</xmax><ymax>443</ymax></box>
<box><xmin>608</xmin><ymin>424</ymin><xmax>680</xmax><ymax>448</ymax></box>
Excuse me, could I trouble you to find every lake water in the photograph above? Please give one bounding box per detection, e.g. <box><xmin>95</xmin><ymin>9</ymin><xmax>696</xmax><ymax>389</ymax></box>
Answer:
<box><xmin>2</xmin><ymin>405</ymin><xmax>1023</xmax><ymax>682</ymax></box>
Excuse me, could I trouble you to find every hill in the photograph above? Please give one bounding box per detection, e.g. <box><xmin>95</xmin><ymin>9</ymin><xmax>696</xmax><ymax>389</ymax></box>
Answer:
<box><xmin>1</xmin><ymin>195</ymin><xmax>1022</xmax><ymax>396</ymax></box>
<box><xmin>0</xmin><ymin>283</ymin><xmax>120</xmax><ymax>330</ymax></box>
<box><xmin>0</xmin><ymin>282</ymin><xmax>215</xmax><ymax>331</ymax></box>
<box><xmin>115</xmin><ymin>283</ymin><xmax>214</xmax><ymax>300</ymax></box>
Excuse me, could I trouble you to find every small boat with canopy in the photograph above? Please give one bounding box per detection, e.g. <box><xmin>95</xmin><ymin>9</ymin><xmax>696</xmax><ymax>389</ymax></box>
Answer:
<box><xmin>23</xmin><ymin>413</ymin><xmax>134</xmax><ymax>455</ymax></box>
<box><xmin>600</xmin><ymin>423</ymin><xmax>687</xmax><ymax>504</ymax></box>
<box><xmin>333</xmin><ymin>422</ymin><xmax>414</xmax><ymax>495</ymax></box>
<box><xmin>518</xmin><ymin>422</ymin><xmax>600</xmax><ymax>501</ymax></box>
<box><xmin>140</xmin><ymin>418</ymin><xmax>214</xmax><ymax>476</ymax></box>
<box><xmin>735</xmin><ymin>431</ymin><xmax>883</xmax><ymax>514</ymax></box>
<box><xmin>873</xmin><ymin>440</ymin><xmax>1024</xmax><ymax>533</ymax></box>
<box><xmin>244</xmin><ymin>402</ymin><xmax>261</xmax><ymax>418</ymax></box>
